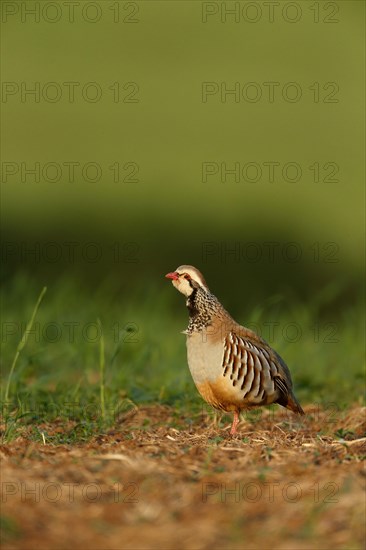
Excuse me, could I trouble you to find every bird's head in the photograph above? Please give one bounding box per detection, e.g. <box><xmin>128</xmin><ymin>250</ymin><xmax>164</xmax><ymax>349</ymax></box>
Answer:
<box><xmin>165</xmin><ymin>265</ymin><xmax>209</xmax><ymax>297</ymax></box>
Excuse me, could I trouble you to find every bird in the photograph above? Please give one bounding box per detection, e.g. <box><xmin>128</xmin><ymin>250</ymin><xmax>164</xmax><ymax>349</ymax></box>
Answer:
<box><xmin>165</xmin><ymin>265</ymin><xmax>304</xmax><ymax>436</ymax></box>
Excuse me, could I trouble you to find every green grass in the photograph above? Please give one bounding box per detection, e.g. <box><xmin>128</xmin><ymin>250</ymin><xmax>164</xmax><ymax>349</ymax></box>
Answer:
<box><xmin>0</xmin><ymin>515</ymin><xmax>21</xmax><ymax>543</ymax></box>
<box><xmin>1</xmin><ymin>271</ymin><xmax>364</xmax><ymax>443</ymax></box>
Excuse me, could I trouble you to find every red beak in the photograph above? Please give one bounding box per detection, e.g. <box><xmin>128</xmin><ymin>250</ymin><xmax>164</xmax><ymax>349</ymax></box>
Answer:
<box><xmin>165</xmin><ymin>271</ymin><xmax>179</xmax><ymax>281</ymax></box>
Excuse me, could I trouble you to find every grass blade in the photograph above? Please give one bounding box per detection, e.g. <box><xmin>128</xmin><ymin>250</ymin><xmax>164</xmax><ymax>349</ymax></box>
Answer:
<box><xmin>97</xmin><ymin>318</ymin><xmax>105</xmax><ymax>422</ymax></box>
<box><xmin>4</xmin><ymin>286</ymin><xmax>47</xmax><ymax>403</ymax></box>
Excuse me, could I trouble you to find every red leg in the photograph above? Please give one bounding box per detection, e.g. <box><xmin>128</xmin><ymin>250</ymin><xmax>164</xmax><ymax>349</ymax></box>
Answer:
<box><xmin>230</xmin><ymin>410</ymin><xmax>240</xmax><ymax>436</ymax></box>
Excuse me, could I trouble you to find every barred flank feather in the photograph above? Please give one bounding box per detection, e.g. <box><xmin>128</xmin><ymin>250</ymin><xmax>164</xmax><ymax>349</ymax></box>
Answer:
<box><xmin>221</xmin><ymin>332</ymin><xmax>303</xmax><ymax>414</ymax></box>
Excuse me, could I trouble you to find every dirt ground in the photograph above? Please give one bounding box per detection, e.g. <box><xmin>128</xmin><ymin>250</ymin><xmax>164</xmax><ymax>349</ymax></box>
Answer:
<box><xmin>1</xmin><ymin>404</ymin><xmax>365</xmax><ymax>550</ymax></box>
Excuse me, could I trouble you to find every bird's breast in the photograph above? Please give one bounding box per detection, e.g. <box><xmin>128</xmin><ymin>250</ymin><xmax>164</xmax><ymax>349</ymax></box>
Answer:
<box><xmin>186</xmin><ymin>331</ymin><xmax>225</xmax><ymax>384</ymax></box>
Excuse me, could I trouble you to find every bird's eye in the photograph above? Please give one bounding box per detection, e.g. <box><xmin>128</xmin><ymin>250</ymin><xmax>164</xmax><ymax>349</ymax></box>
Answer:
<box><xmin>183</xmin><ymin>274</ymin><xmax>191</xmax><ymax>280</ymax></box>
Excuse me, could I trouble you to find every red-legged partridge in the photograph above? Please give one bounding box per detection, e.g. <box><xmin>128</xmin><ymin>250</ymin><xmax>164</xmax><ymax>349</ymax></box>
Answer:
<box><xmin>166</xmin><ymin>265</ymin><xmax>304</xmax><ymax>435</ymax></box>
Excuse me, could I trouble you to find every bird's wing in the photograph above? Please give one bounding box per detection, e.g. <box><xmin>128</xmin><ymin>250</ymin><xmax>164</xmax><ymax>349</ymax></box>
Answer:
<box><xmin>222</xmin><ymin>330</ymin><xmax>303</xmax><ymax>412</ymax></box>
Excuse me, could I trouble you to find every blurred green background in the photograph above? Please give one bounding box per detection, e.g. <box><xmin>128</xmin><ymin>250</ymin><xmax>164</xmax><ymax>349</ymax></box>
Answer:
<box><xmin>1</xmin><ymin>1</ymin><xmax>364</xmax><ymax>411</ymax></box>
